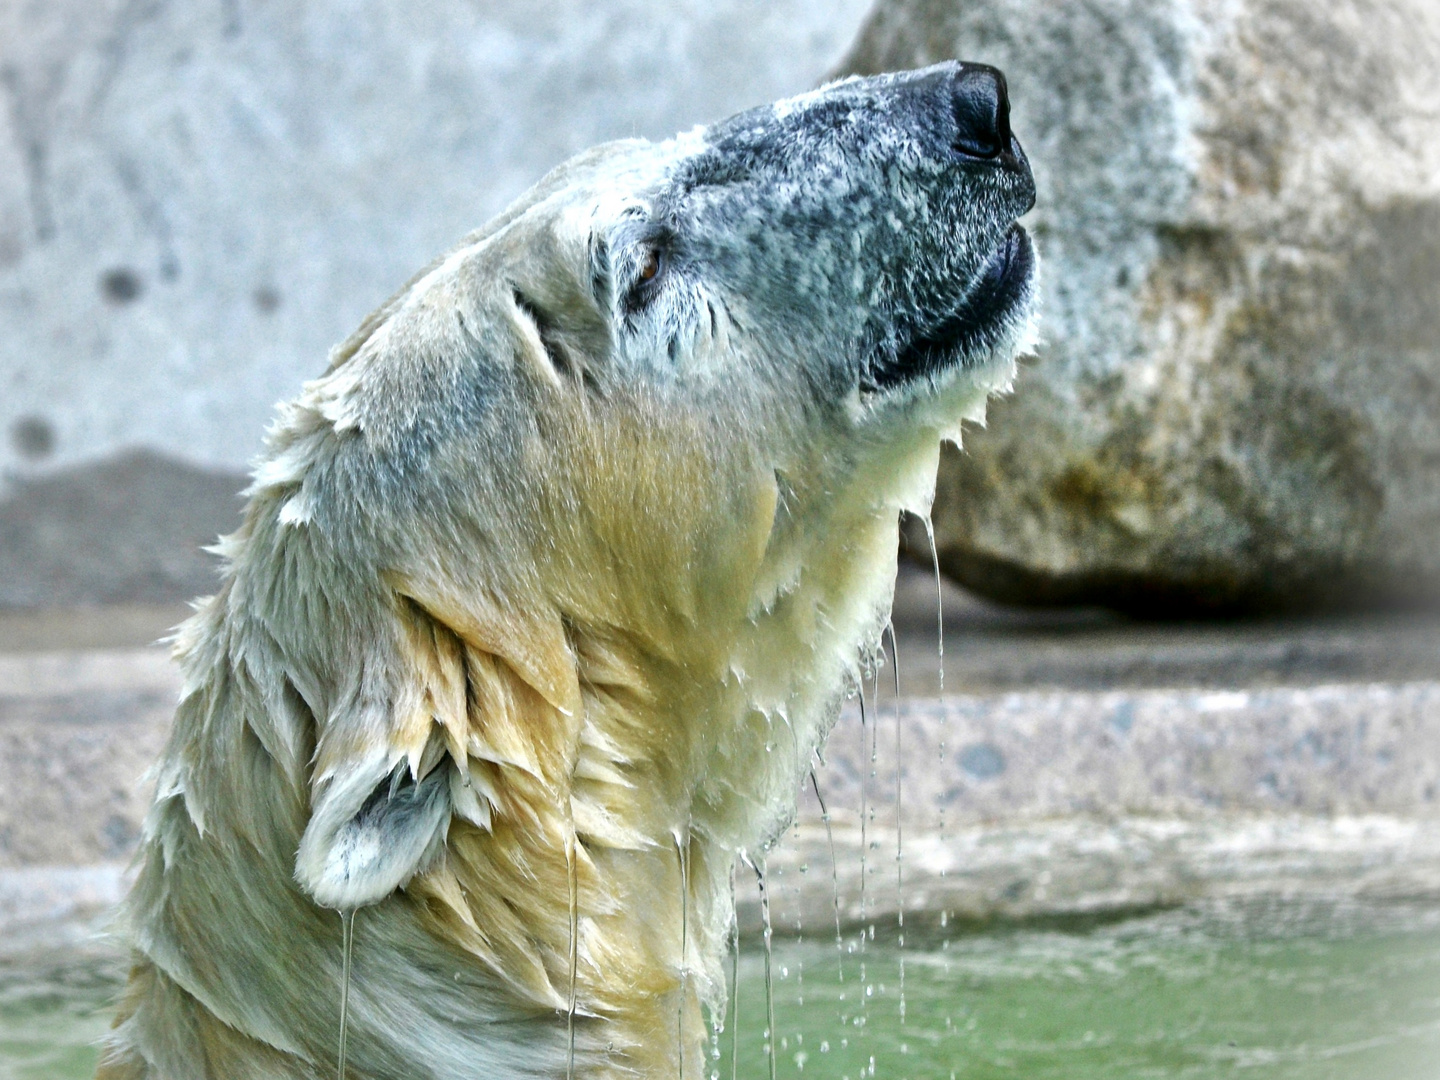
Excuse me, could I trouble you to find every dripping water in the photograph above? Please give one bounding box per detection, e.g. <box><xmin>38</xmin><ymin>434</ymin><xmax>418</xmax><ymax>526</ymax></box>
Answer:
<box><xmin>743</xmin><ymin>853</ymin><xmax>778</xmax><ymax>1080</ymax></box>
<box><xmin>566</xmin><ymin>826</ymin><xmax>580</xmax><ymax>1080</ymax></box>
<box><xmin>786</xmin><ymin>820</ymin><xmax>804</xmax><ymax>1015</ymax></box>
<box><xmin>922</xmin><ymin>514</ymin><xmax>945</xmax><ymax>693</ymax></box>
<box><xmin>676</xmin><ymin>827</ymin><xmax>691</xmax><ymax>1080</ymax></box>
<box><xmin>337</xmin><ymin>909</ymin><xmax>355</xmax><ymax>1080</ymax></box>
<box><xmin>855</xmin><ymin>668</ymin><xmax>885</xmax><ymax>1063</ymax></box>
<box><xmin>866</xmin><ymin>670</ymin><xmax>881</xmax><ymax>1053</ymax></box>
<box><xmin>857</xmin><ymin>689</ymin><xmax>869</xmax><ymax>925</ymax></box>
<box><xmin>729</xmin><ymin>868</ymin><xmax>740</xmax><ymax>1080</ymax></box>
<box><xmin>923</xmin><ymin>512</ymin><xmax>952</xmax><ymax>974</ymax></box>
<box><xmin>856</xmin><ymin>689</ymin><xmax>870</xmax><ymax>1049</ymax></box>
<box><xmin>710</xmin><ymin>1004</ymin><xmax>723</xmax><ymax>1080</ymax></box>
<box><xmin>885</xmin><ymin>622</ymin><xmax>906</xmax><ymax>1030</ymax></box>
<box><xmin>809</xmin><ymin>771</ymin><xmax>844</xmax><ymax>986</ymax></box>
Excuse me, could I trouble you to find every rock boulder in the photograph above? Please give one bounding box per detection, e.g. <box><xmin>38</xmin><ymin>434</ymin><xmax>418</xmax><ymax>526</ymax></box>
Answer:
<box><xmin>843</xmin><ymin>0</ymin><xmax>1440</xmax><ymax>613</ymax></box>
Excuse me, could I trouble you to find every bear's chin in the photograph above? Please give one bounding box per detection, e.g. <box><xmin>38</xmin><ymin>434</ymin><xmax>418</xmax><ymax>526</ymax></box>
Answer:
<box><xmin>869</xmin><ymin>224</ymin><xmax>1035</xmax><ymax>390</ymax></box>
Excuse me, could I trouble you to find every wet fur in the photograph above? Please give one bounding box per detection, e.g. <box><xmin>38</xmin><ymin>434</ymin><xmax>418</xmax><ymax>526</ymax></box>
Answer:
<box><xmin>98</xmin><ymin>64</ymin><xmax>1037</xmax><ymax>1079</ymax></box>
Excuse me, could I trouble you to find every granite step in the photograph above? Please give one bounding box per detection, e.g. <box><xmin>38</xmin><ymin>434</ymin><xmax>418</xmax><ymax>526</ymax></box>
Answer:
<box><xmin>1</xmin><ymin>569</ymin><xmax>1436</xmax><ymax>930</ymax></box>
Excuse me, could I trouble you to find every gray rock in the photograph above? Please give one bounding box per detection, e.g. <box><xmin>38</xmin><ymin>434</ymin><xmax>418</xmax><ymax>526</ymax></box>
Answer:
<box><xmin>842</xmin><ymin>0</ymin><xmax>1440</xmax><ymax>613</ymax></box>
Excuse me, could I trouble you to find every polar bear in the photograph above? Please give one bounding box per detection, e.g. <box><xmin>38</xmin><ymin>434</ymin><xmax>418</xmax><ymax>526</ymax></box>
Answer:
<box><xmin>98</xmin><ymin>62</ymin><xmax>1036</xmax><ymax>1080</ymax></box>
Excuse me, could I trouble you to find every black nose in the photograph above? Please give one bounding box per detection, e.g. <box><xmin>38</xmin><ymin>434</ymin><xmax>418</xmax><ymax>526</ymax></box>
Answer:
<box><xmin>950</xmin><ymin>64</ymin><xmax>1011</xmax><ymax>160</ymax></box>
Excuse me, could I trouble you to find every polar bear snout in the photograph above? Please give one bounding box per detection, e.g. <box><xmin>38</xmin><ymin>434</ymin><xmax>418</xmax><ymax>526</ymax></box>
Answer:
<box><xmin>947</xmin><ymin>64</ymin><xmax>1013</xmax><ymax>163</ymax></box>
<box><xmin>913</xmin><ymin>61</ymin><xmax>1033</xmax><ymax>207</ymax></box>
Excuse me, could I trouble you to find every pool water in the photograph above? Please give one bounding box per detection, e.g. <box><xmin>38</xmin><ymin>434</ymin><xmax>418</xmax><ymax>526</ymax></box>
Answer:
<box><xmin>3</xmin><ymin>899</ymin><xmax>1438</xmax><ymax>1079</ymax></box>
<box><xmin>720</xmin><ymin>899</ymin><xmax>1440</xmax><ymax>1080</ymax></box>
<box><xmin>0</xmin><ymin>951</ymin><xmax>122</xmax><ymax>1080</ymax></box>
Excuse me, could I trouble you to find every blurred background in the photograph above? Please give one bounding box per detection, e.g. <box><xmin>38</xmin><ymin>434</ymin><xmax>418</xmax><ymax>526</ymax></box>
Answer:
<box><xmin>2</xmin><ymin>1</ymin><xmax>1439</xmax><ymax>1077</ymax></box>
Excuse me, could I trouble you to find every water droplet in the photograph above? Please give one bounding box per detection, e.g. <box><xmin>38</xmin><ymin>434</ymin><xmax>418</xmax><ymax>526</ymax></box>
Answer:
<box><xmin>566</xmin><ymin>825</ymin><xmax>580</xmax><ymax>1080</ymax></box>
<box><xmin>336</xmin><ymin>909</ymin><xmax>356</xmax><ymax>1080</ymax></box>
<box><xmin>752</xmin><ymin>854</ymin><xmax>779</xmax><ymax>1080</ymax></box>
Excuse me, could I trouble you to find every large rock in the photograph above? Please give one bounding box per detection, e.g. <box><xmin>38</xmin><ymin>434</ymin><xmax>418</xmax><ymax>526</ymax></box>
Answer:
<box><xmin>842</xmin><ymin>0</ymin><xmax>1440</xmax><ymax>613</ymax></box>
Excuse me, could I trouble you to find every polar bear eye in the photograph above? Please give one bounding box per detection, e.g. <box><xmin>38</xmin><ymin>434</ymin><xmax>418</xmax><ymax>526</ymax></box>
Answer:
<box><xmin>621</xmin><ymin>240</ymin><xmax>670</xmax><ymax>317</ymax></box>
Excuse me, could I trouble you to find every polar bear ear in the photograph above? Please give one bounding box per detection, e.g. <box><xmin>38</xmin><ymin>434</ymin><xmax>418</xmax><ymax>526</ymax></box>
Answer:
<box><xmin>293</xmin><ymin>579</ymin><xmax>581</xmax><ymax>911</ymax></box>
<box><xmin>295</xmin><ymin>745</ymin><xmax>452</xmax><ymax>910</ymax></box>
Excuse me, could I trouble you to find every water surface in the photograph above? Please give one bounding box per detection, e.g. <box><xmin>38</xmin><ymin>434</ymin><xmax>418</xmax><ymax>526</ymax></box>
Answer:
<box><xmin>3</xmin><ymin>898</ymin><xmax>1438</xmax><ymax>1079</ymax></box>
<box><xmin>0</xmin><ymin>951</ymin><xmax>121</xmax><ymax>1080</ymax></box>
<box><xmin>721</xmin><ymin>898</ymin><xmax>1440</xmax><ymax>1080</ymax></box>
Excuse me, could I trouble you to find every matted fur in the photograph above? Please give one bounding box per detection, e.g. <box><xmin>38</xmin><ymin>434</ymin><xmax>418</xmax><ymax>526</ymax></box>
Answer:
<box><xmin>98</xmin><ymin>63</ymin><xmax>1037</xmax><ymax>1079</ymax></box>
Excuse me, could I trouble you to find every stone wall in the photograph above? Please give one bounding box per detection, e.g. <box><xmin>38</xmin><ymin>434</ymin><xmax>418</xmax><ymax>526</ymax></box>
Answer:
<box><xmin>0</xmin><ymin>0</ymin><xmax>870</xmax><ymax>606</ymax></box>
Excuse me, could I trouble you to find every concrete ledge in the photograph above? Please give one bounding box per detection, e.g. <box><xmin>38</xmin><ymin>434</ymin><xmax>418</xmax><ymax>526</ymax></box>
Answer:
<box><xmin>0</xmin><ymin>648</ymin><xmax>176</xmax><ymax>867</ymax></box>
<box><xmin>730</xmin><ymin>678</ymin><xmax>1440</xmax><ymax>929</ymax></box>
<box><xmin>0</xmin><ymin>863</ymin><xmax>129</xmax><ymax>958</ymax></box>
<box><xmin>2</xmin><ymin>645</ymin><xmax>1437</xmax><ymax>862</ymax></box>
<box><xmin>0</xmin><ymin>604</ymin><xmax>191</xmax><ymax>653</ymax></box>
<box><xmin>2</xmin><ymin>601</ymin><xmax>1437</xmax><ymax>945</ymax></box>
<box><xmin>9</xmin><ymin>813</ymin><xmax>1438</xmax><ymax>950</ymax></box>
<box><xmin>744</xmin><ymin>814</ymin><xmax>1440</xmax><ymax>932</ymax></box>
<box><xmin>888</xmin><ymin>565</ymin><xmax>1440</xmax><ymax>695</ymax></box>
<box><xmin>812</xmin><ymin>683</ymin><xmax>1440</xmax><ymax>824</ymax></box>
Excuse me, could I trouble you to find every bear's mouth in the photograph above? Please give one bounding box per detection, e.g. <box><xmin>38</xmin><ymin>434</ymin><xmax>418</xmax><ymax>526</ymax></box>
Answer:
<box><xmin>868</xmin><ymin>224</ymin><xmax>1035</xmax><ymax>391</ymax></box>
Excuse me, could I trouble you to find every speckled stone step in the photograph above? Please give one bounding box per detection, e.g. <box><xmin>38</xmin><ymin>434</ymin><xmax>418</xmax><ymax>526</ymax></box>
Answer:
<box><xmin>1</xmin><ymin>585</ymin><xmax>1437</xmax><ymax>931</ymax></box>
<box><xmin>812</xmin><ymin>682</ymin><xmax>1440</xmax><ymax>825</ymax></box>
<box><xmin>0</xmin><ymin>648</ymin><xmax>176</xmax><ymax>868</ymax></box>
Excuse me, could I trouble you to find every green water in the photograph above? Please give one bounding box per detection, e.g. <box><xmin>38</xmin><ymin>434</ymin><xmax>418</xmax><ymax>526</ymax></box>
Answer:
<box><xmin>4</xmin><ymin>900</ymin><xmax>1439</xmax><ymax>1079</ymax></box>
<box><xmin>0</xmin><ymin>951</ymin><xmax>121</xmax><ymax>1080</ymax></box>
<box><xmin>720</xmin><ymin>899</ymin><xmax>1440</xmax><ymax>1080</ymax></box>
